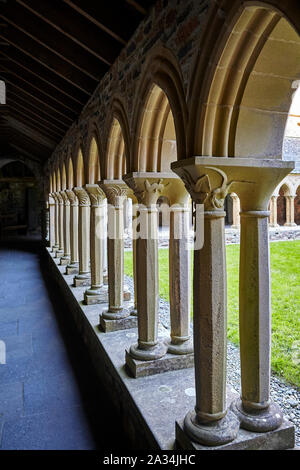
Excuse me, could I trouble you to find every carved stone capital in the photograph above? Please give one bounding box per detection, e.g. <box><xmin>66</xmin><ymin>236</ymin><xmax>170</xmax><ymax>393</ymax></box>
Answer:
<box><xmin>60</xmin><ymin>190</ymin><xmax>70</xmax><ymax>205</ymax></box>
<box><xmin>123</xmin><ymin>172</ymin><xmax>176</xmax><ymax>207</ymax></box>
<box><xmin>49</xmin><ymin>193</ymin><xmax>55</xmax><ymax>205</ymax></box>
<box><xmin>66</xmin><ymin>189</ymin><xmax>78</xmax><ymax>206</ymax></box>
<box><xmin>99</xmin><ymin>180</ymin><xmax>128</xmax><ymax>207</ymax></box>
<box><xmin>73</xmin><ymin>187</ymin><xmax>90</xmax><ymax>207</ymax></box>
<box><xmin>54</xmin><ymin>191</ymin><xmax>64</xmax><ymax>204</ymax></box>
<box><xmin>85</xmin><ymin>184</ymin><xmax>106</xmax><ymax>207</ymax></box>
<box><xmin>171</xmin><ymin>157</ymin><xmax>294</xmax><ymax>212</ymax></box>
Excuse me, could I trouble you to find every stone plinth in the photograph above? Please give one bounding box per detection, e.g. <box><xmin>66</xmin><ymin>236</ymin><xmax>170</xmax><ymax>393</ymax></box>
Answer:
<box><xmin>74</xmin><ymin>275</ymin><xmax>91</xmax><ymax>287</ymax></box>
<box><xmin>176</xmin><ymin>417</ymin><xmax>295</xmax><ymax>450</ymax></box>
<box><xmin>125</xmin><ymin>349</ymin><xmax>194</xmax><ymax>378</ymax></box>
<box><xmin>100</xmin><ymin>314</ymin><xmax>138</xmax><ymax>333</ymax></box>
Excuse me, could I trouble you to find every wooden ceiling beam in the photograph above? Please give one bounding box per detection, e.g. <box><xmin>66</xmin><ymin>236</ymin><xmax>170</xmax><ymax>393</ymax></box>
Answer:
<box><xmin>17</xmin><ymin>0</ymin><xmax>124</xmax><ymax>59</ymax></box>
<box><xmin>0</xmin><ymin>49</ymin><xmax>87</xmax><ymax>105</ymax></box>
<box><xmin>0</xmin><ymin>75</ymin><xmax>76</xmax><ymax>122</ymax></box>
<box><xmin>62</xmin><ymin>0</ymin><xmax>143</xmax><ymax>43</ymax></box>
<box><xmin>0</xmin><ymin>63</ymin><xmax>82</xmax><ymax>114</ymax></box>
<box><xmin>0</xmin><ymin>31</ymin><xmax>97</xmax><ymax>95</ymax></box>
<box><xmin>7</xmin><ymin>97</ymin><xmax>68</xmax><ymax>135</ymax></box>
<box><xmin>6</xmin><ymin>102</ymin><xmax>65</xmax><ymax>139</ymax></box>
<box><xmin>1</xmin><ymin>4</ymin><xmax>110</xmax><ymax>76</ymax></box>
<box><xmin>7</xmin><ymin>89</ymin><xmax>72</xmax><ymax>129</ymax></box>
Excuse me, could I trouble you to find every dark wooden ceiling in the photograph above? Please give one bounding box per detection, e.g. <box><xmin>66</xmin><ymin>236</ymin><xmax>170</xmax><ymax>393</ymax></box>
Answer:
<box><xmin>0</xmin><ymin>0</ymin><xmax>155</xmax><ymax>165</ymax></box>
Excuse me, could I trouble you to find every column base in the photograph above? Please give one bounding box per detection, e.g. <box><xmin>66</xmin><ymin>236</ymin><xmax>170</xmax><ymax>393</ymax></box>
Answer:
<box><xmin>183</xmin><ymin>409</ymin><xmax>240</xmax><ymax>447</ymax></box>
<box><xmin>84</xmin><ymin>286</ymin><xmax>107</xmax><ymax>305</ymax></box>
<box><xmin>230</xmin><ymin>398</ymin><xmax>283</xmax><ymax>432</ymax></box>
<box><xmin>102</xmin><ymin>308</ymin><xmax>129</xmax><ymax>321</ymax></box>
<box><xmin>176</xmin><ymin>415</ymin><xmax>295</xmax><ymax>450</ymax></box>
<box><xmin>73</xmin><ymin>273</ymin><xmax>91</xmax><ymax>287</ymax></box>
<box><xmin>100</xmin><ymin>313</ymin><xmax>138</xmax><ymax>332</ymax></box>
<box><xmin>60</xmin><ymin>256</ymin><xmax>70</xmax><ymax>266</ymax></box>
<box><xmin>269</xmin><ymin>223</ymin><xmax>279</xmax><ymax>228</ymax></box>
<box><xmin>129</xmin><ymin>307</ymin><xmax>138</xmax><ymax>316</ymax></box>
<box><xmin>123</xmin><ymin>285</ymin><xmax>131</xmax><ymax>301</ymax></box>
<box><xmin>54</xmin><ymin>249</ymin><xmax>64</xmax><ymax>258</ymax></box>
<box><xmin>66</xmin><ymin>262</ymin><xmax>78</xmax><ymax>275</ymax></box>
<box><xmin>284</xmin><ymin>222</ymin><xmax>297</xmax><ymax>227</ymax></box>
<box><xmin>166</xmin><ymin>337</ymin><xmax>193</xmax><ymax>355</ymax></box>
<box><xmin>125</xmin><ymin>346</ymin><xmax>194</xmax><ymax>378</ymax></box>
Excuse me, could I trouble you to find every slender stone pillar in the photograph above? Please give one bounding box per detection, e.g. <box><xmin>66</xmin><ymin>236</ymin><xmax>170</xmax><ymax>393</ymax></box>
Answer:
<box><xmin>54</xmin><ymin>191</ymin><xmax>64</xmax><ymax>258</ymax></box>
<box><xmin>99</xmin><ymin>181</ymin><xmax>129</xmax><ymax>321</ymax></box>
<box><xmin>284</xmin><ymin>196</ymin><xmax>296</xmax><ymax>226</ymax></box>
<box><xmin>172</xmin><ymin>158</ymin><xmax>243</xmax><ymax>446</ymax></box>
<box><xmin>123</xmin><ymin>174</ymin><xmax>169</xmax><ymax>362</ymax></box>
<box><xmin>73</xmin><ymin>187</ymin><xmax>91</xmax><ymax>287</ymax></box>
<box><xmin>128</xmin><ymin>193</ymin><xmax>138</xmax><ymax>316</ymax></box>
<box><xmin>51</xmin><ymin>193</ymin><xmax>60</xmax><ymax>254</ymax></box>
<box><xmin>231</xmin><ymin>193</ymin><xmax>240</xmax><ymax>229</ymax></box>
<box><xmin>172</xmin><ymin>157</ymin><xmax>295</xmax><ymax>448</ymax></box>
<box><xmin>49</xmin><ymin>194</ymin><xmax>56</xmax><ymax>250</ymax></box>
<box><xmin>269</xmin><ymin>195</ymin><xmax>279</xmax><ymax>227</ymax></box>
<box><xmin>65</xmin><ymin>190</ymin><xmax>79</xmax><ymax>275</ymax></box>
<box><xmin>168</xmin><ymin>205</ymin><xmax>193</xmax><ymax>355</ymax></box>
<box><xmin>84</xmin><ymin>184</ymin><xmax>106</xmax><ymax>304</ymax></box>
<box><xmin>59</xmin><ymin>191</ymin><xmax>71</xmax><ymax>265</ymax></box>
<box><xmin>230</xmin><ymin>210</ymin><xmax>284</xmax><ymax>432</ymax></box>
<box><xmin>130</xmin><ymin>237</ymin><xmax>138</xmax><ymax>316</ymax></box>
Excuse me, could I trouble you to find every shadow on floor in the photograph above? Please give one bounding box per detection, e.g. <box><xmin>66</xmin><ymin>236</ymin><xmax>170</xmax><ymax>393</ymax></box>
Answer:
<box><xmin>0</xmin><ymin>238</ymin><xmax>131</xmax><ymax>450</ymax></box>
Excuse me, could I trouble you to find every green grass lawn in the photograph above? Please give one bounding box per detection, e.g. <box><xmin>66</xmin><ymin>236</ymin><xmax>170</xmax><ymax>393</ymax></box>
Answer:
<box><xmin>124</xmin><ymin>240</ymin><xmax>300</xmax><ymax>388</ymax></box>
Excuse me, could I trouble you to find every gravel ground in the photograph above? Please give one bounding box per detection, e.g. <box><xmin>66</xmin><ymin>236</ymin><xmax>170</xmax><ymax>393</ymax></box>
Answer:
<box><xmin>125</xmin><ymin>274</ymin><xmax>300</xmax><ymax>447</ymax></box>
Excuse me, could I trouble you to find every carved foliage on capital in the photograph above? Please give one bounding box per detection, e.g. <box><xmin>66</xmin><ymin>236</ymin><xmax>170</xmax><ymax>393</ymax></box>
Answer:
<box><xmin>55</xmin><ymin>191</ymin><xmax>64</xmax><ymax>204</ymax></box>
<box><xmin>100</xmin><ymin>184</ymin><xmax>128</xmax><ymax>207</ymax></box>
<box><xmin>180</xmin><ymin>167</ymin><xmax>253</xmax><ymax>211</ymax></box>
<box><xmin>73</xmin><ymin>187</ymin><xmax>90</xmax><ymax>207</ymax></box>
<box><xmin>130</xmin><ymin>178</ymin><xmax>167</xmax><ymax>206</ymax></box>
<box><xmin>49</xmin><ymin>193</ymin><xmax>55</xmax><ymax>205</ymax></box>
<box><xmin>60</xmin><ymin>191</ymin><xmax>70</xmax><ymax>206</ymax></box>
<box><xmin>85</xmin><ymin>185</ymin><xmax>106</xmax><ymax>207</ymax></box>
<box><xmin>66</xmin><ymin>190</ymin><xmax>78</xmax><ymax>206</ymax></box>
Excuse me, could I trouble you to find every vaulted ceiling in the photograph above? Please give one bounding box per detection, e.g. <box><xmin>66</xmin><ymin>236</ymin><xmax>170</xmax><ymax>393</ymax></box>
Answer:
<box><xmin>0</xmin><ymin>0</ymin><xmax>154</xmax><ymax>165</ymax></box>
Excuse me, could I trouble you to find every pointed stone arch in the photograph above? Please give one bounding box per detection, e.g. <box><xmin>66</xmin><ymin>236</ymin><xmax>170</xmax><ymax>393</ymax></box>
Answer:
<box><xmin>75</xmin><ymin>146</ymin><xmax>85</xmax><ymax>187</ymax></box>
<box><xmin>188</xmin><ymin>0</ymin><xmax>300</xmax><ymax>158</ymax></box>
<box><xmin>104</xmin><ymin>97</ymin><xmax>130</xmax><ymax>179</ymax></box>
<box><xmin>131</xmin><ymin>45</ymin><xmax>187</xmax><ymax>172</ymax></box>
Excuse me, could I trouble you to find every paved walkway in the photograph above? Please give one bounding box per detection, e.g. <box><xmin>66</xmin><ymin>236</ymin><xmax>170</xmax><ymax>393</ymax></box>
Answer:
<box><xmin>0</xmin><ymin>240</ymin><xmax>127</xmax><ymax>450</ymax></box>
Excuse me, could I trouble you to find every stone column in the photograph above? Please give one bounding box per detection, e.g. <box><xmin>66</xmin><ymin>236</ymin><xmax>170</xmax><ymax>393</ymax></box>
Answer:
<box><xmin>99</xmin><ymin>181</ymin><xmax>129</xmax><ymax>320</ymax></box>
<box><xmin>167</xmin><ymin>181</ymin><xmax>193</xmax><ymax>355</ymax></box>
<box><xmin>65</xmin><ymin>190</ymin><xmax>79</xmax><ymax>275</ymax></box>
<box><xmin>173</xmin><ymin>161</ymin><xmax>239</xmax><ymax>446</ymax></box>
<box><xmin>128</xmin><ymin>193</ymin><xmax>138</xmax><ymax>316</ymax></box>
<box><xmin>49</xmin><ymin>194</ymin><xmax>56</xmax><ymax>250</ymax></box>
<box><xmin>54</xmin><ymin>191</ymin><xmax>64</xmax><ymax>258</ymax></box>
<box><xmin>231</xmin><ymin>193</ymin><xmax>240</xmax><ymax>229</ymax></box>
<box><xmin>284</xmin><ymin>196</ymin><xmax>296</xmax><ymax>226</ymax></box>
<box><xmin>172</xmin><ymin>157</ymin><xmax>295</xmax><ymax>448</ymax></box>
<box><xmin>51</xmin><ymin>192</ymin><xmax>60</xmax><ymax>254</ymax></box>
<box><xmin>269</xmin><ymin>195</ymin><xmax>279</xmax><ymax>227</ymax></box>
<box><xmin>84</xmin><ymin>184</ymin><xmax>106</xmax><ymax>304</ymax></box>
<box><xmin>73</xmin><ymin>187</ymin><xmax>90</xmax><ymax>287</ymax></box>
<box><xmin>230</xmin><ymin>209</ymin><xmax>284</xmax><ymax>432</ymax></box>
<box><xmin>123</xmin><ymin>174</ymin><xmax>169</xmax><ymax>362</ymax></box>
<box><xmin>59</xmin><ymin>191</ymin><xmax>71</xmax><ymax>265</ymax></box>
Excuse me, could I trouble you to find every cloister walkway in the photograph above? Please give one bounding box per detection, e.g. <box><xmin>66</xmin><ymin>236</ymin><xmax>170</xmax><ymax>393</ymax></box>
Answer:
<box><xmin>0</xmin><ymin>239</ymin><xmax>128</xmax><ymax>450</ymax></box>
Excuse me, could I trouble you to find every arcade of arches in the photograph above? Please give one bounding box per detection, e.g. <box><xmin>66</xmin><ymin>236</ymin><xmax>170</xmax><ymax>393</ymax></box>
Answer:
<box><xmin>3</xmin><ymin>0</ymin><xmax>300</xmax><ymax>450</ymax></box>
